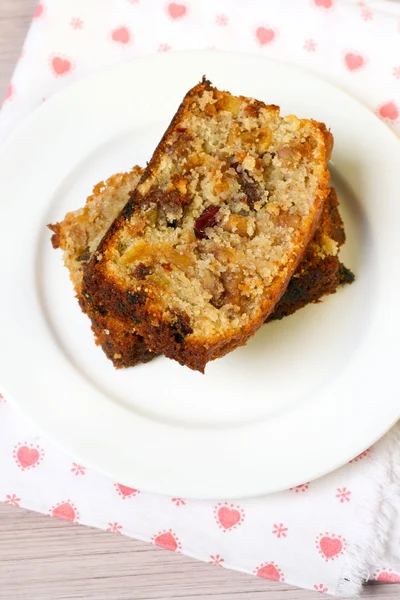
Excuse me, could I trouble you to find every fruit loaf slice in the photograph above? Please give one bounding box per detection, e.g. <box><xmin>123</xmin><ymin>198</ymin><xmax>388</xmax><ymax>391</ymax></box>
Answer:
<box><xmin>48</xmin><ymin>166</ymin><xmax>156</xmax><ymax>367</ymax></box>
<box><xmin>83</xmin><ymin>79</ymin><xmax>333</xmax><ymax>372</ymax></box>
<box><xmin>50</xmin><ymin>172</ymin><xmax>352</xmax><ymax>368</ymax></box>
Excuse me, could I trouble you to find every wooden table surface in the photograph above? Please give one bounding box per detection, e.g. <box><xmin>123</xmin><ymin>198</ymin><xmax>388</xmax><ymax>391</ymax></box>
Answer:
<box><xmin>0</xmin><ymin>2</ymin><xmax>399</xmax><ymax>599</ymax></box>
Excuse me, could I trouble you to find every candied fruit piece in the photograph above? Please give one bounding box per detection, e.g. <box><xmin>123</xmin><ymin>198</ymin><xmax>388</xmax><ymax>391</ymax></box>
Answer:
<box><xmin>224</xmin><ymin>214</ymin><xmax>250</xmax><ymax>236</ymax></box>
<box><xmin>194</xmin><ymin>206</ymin><xmax>220</xmax><ymax>239</ymax></box>
<box><xmin>257</xmin><ymin>127</ymin><xmax>272</xmax><ymax>154</ymax></box>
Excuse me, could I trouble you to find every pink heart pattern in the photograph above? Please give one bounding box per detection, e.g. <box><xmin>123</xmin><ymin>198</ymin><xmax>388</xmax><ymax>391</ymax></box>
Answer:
<box><xmin>111</xmin><ymin>26</ymin><xmax>131</xmax><ymax>44</ymax></box>
<box><xmin>374</xmin><ymin>569</ymin><xmax>400</xmax><ymax>583</ymax></box>
<box><xmin>345</xmin><ymin>52</ymin><xmax>364</xmax><ymax>71</ymax></box>
<box><xmin>152</xmin><ymin>530</ymin><xmax>181</xmax><ymax>552</ymax></box>
<box><xmin>378</xmin><ymin>102</ymin><xmax>399</xmax><ymax>121</ymax></box>
<box><xmin>168</xmin><ymin>3</ymin><xmax>187</xmax><ymax>19</ymax></box>
<box><xmin>316</xmin><ymin>533</ymin><xmax>347</xmax><ymax>561</ymax></box>
<box><xmin>51</xmin><ymin>56</ymin><xmax>72</xmax><ymax>76</ymax></box>
<box><xmin>256</xmin><ymin>27</ymin><xmax>276</xmax><ymax>46</ymax></box>
<box><xmin>218</xmin><ymin>507</ymin><xmax>240</xmax><ymax>528</ymax></box>
<box><xmin>114</xmin><ymin>483</ymin><xmax>140</xmax><ymax>499</ymax></box>
<box><xmin>13</xmin><ymin>443</ymin><xmax>44</xmax><ymax>471</ymax></box>
<box><xmin>214</xmin><ymin>503</ymin><xmax>245</xmax><ymax>532</ymax></box>
<box><xmin>349</xmin><ymin>449</ymin><xmax>370</xmax><ymax>463</ymax></box>
<box><xmin>51</xmin><ymin>501</ymin><xmax>79</xmax><ymax>523</ymax></box>
<box><xmin>34</xmin><ymin>3</ymin><xmax>44</xmax><ymax>19</ymax></box>
<box><xmin>314</xmin><ymin>0</ymin><xmax>333</xmax><ymax>8</ymax></box>
<box><xmin>254</xmin><ymin>561</ymin><xmax>284</xmax><ymax>582</ymax></box>
<box><xmin>5</xmin><ymin>84</ymin><xmax>13</xmax><ymax>101</ymax></box>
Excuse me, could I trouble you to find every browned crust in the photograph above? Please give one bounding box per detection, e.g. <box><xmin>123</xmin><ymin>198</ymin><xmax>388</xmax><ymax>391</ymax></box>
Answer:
<box><xmin>48</xmin><ymin>167</ymin><xmax>157</xmax><ymax>369</ymax></box>
<box><xmin>79</xmin><ymin>294</ymin><xmax>156</xmax><ymax>368</ymax></box>
<box><xmin>268</xmin><ymin>256</ymin><xmax>339</xmax><ymax>321</ymax></box>
<box><xmin>268</xmin><ymin>188</ymin><xmax>342</xmax><ymax>321</ymax></box>
<box><xmin>314</xmin><ymin>121</ymin><xmax>334</xmax><ymax>163</ymax></box>
<box><xmin>83</xmin><ymin>80</ymin><xmax>332</xmax><ymax>372</ymax></box>
<box><xmin>315</xmin><ymin>186</ymin><xmax>345</xmax><ymax>245</ymax></box>
<box><xmin>339</xmin><ymin>263</ymin><xmax>355</xmax><ymax>285</ymax></box>
<box><xmin>48</xmin><ymin>222</ymin><xmax>61</xmax><ymax>249</ymax></box>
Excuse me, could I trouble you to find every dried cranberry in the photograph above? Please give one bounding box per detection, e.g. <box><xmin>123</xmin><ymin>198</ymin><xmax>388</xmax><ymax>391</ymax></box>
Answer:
<box><xmin>194</xmin><ymin>206</ymin><xmax>220</xmax><ymax>239</ymax></box>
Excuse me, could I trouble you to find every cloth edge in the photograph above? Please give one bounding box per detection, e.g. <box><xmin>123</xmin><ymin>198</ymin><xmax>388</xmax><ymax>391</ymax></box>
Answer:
<box><xmin>336</xmin><ymin>423</ymin><xmax>400</xmax><ymax>597</ymax></box>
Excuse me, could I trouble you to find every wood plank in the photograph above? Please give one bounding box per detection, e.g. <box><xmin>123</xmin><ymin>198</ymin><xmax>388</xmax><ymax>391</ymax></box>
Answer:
<box><xmin>1</xmin><ymin>503</ymin><xmax>399</xmax><ymax>600</ymax></box>
<box><xmin>0</xmin><ymin>0</ymin><xmax>36</xmax><ymax>98</ymax></box>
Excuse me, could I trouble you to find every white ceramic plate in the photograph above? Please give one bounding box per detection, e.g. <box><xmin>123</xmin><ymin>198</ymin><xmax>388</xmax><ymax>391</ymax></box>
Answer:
<box><xmin>0</xmin><ymin>52</ymin><xmax>399</xmax><ymax>499</ymax></box>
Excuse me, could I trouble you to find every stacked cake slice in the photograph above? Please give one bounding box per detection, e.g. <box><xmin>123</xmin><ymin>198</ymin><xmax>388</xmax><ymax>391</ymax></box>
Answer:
<box><xmin>49</xmin><ymin>79</ymin><xmax>353</xmax><ymax>373</ymax></box>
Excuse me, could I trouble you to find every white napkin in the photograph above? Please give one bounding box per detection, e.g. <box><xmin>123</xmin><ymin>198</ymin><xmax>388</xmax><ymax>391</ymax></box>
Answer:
<box><xmin>1</xmin><ymin>1</ymin><xmax>399</xmax><ymax>597</ymax></box>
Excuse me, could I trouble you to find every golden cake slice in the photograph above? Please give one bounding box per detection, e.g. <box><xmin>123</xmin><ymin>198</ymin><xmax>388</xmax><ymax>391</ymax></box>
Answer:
<box><xmin>83</xmin><ymin>79</ymin><xmax>333</xmax><ymax>372</ymax></box>
<box><xmin>50</xmin><ymin>171</ymin><xmax>352</xmax><ymax>368</ymax></box>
